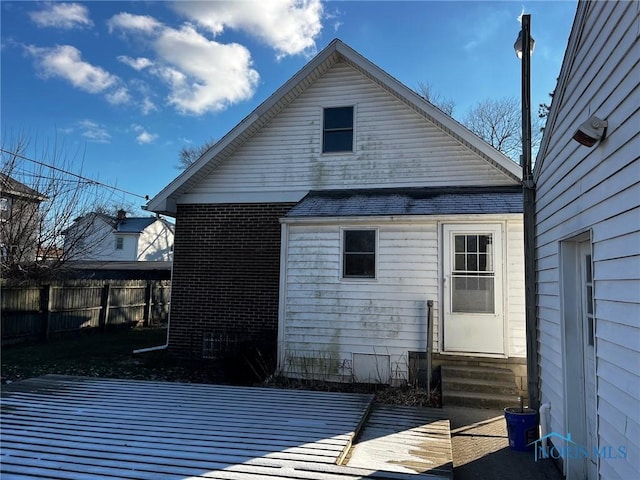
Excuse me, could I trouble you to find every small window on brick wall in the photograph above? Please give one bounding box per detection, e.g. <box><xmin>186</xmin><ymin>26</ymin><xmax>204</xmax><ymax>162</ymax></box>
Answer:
<box><xmin>343</xmin><ymin>229</ymin><xmax>376</xmax><ymax>279</ymax></box>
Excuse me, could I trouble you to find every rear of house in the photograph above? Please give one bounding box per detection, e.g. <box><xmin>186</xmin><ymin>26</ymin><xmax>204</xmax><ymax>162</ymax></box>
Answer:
<box><xmin>147</xmin><ymin>39</ymin><xmax>526</xmax><ymax>388</ymax></box>
<box><xmin>533</xmin><ymin>1</ymin><xmax>639</xmax><ymax>478</ymax></box>
<box><xmin>64</xmin><ymin>213</ymin><xmax>174</xmax><ymax>262</ymax></box>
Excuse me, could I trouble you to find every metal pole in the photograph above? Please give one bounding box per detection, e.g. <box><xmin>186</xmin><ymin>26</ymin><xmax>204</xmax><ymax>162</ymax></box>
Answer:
<box><xmin>521</xmin><ymin>14</ymin><xmax>539</xmax><ymax>410</ymax></box>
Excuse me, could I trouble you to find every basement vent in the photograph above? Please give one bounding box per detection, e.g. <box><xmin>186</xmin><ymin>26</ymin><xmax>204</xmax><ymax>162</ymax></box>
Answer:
<box><xmin>202</xmin><ymin>332</ymin><xmax>238</xmax><ymax>359</ymax></box>
<box><xmin>352</xmin><ymin>353</ymin><xmax>391</xmax><ymax>384</ymax></box>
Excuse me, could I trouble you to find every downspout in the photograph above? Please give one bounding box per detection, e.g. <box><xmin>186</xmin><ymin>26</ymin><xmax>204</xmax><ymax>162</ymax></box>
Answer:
<box><xmin>133</xmin><ymin>246</ymin><xmax>175</xmax><ymax>354</ymax></box>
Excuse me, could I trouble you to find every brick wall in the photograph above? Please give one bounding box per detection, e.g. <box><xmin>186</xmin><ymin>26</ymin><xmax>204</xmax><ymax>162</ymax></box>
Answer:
<box><xmin>168</xmin><ymin>203</ymin><xmax>295</xmax><ymax>370</ymax></box>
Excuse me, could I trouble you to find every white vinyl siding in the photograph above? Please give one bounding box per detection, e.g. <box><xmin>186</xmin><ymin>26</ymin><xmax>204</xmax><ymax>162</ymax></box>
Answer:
<box><xmin>506</xmin><ymin>219</ymin><xmax>526</xmax><ymax>356</ymax></box>
<box><xmin>534</xmin><ymin>1</ymin><xmax>639</xmax><ymax>478</ymax></box>
<box><xmin>280</xmin><ymin>215</ymin><xmax>524</xmax><ymax>383</ymax></box>
<box><xmin>182</xmin><ymin>62</ymin><xmax>517</xmax><ymax>204</ymax></box>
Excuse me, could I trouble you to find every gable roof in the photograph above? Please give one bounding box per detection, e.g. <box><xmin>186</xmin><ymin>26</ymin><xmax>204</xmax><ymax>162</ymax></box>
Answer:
<box><xmin>0</xmin><ymin>174</ymin><xmax>47</xmax><ymax>202</ymax></box>
<box><xmin>67</xmin><ymin>213</ymin><xmax>173</xmax><ymax>235</ymax></box>
<box><xmin>117</xmin><ymin>217</ymin><xmax>158</xmax><ymax>233</ymax></box>
<box><xmin>285</xmin><ymin>186</ymin><xmax>523</xmax><ymax>219</ymax></box>
<box><xmin>146</xmin><ymin>39</ymin><xmax>522</xmax><ymax>216</ymax></box>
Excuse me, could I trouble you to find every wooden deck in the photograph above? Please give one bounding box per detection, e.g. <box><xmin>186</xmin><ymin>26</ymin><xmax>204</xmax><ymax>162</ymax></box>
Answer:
<box><xmin>347</xmin><ymin>405</ymin><xmax>453</xmax><ymax>477</ymax></box>
<box><xmin>1</xmin><ymin>375</ymin><xmax>451</xmax><ymax>479</ymax></box>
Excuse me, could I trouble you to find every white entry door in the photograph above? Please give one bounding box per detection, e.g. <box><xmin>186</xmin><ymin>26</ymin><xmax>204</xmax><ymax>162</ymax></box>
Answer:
<box><xmin>443</xmin><ymin>224</ymin><xmax>504</xmax><ymax>354</ymax></box>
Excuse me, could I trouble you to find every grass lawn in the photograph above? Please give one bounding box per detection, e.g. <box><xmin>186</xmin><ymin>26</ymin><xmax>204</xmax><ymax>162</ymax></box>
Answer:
<box><xmin>0</xmin><ymin>327</ymin><xmax>214</xmax><ymax>385</ymax></box>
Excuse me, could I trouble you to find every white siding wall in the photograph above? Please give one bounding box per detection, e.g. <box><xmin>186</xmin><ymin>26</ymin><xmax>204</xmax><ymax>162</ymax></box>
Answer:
<box><xmin>507</xmin><ymin>219</ymin><xmax>526</xmax><ymax>356</ymax></box>
<box><xmin>137</xmin><ymin>221</ymin><xmax>174</xmax><ymax>261</ymax></box>
<box><xmin>182</xmin><ymin>62</ymin><xmax>516</xmax><ymax>204</ymax></box>
<box><xmin>65</xmin><ymin>218</ymin><xmax>136</xmax><ymax>261</ymax></box>
<box><xmin>281</xmin><ymin>215</ymin><xmax>525</xmax><ymax>383</ymax></box>
<box><xmin>535</xmin><ymin>1</ymin><xmax>639</xmax><ymax>478</ymax></box>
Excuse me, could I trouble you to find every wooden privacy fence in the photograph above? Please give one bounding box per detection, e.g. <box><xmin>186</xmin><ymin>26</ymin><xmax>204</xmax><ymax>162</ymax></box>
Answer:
<box><xmin>1</xmin><ymin>280</ymin><xmax>170</xmax><ymax>345</ymax></box>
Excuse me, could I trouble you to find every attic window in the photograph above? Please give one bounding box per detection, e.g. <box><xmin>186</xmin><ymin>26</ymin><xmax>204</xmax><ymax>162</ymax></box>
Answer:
<box><xmin>323</xmin><ymin>106</ymin><xmax>354</xmax><ymax>153</ymax></box>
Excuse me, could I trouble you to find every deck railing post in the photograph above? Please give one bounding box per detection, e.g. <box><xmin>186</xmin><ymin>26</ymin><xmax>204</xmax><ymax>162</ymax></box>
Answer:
<box><xmin>99</xmin><ymin>283</ymin><xmax>111</xmax><ymax>331</ymax></box>
<box><xmin>426</xmin><ymin>299</ymin><xmax>434</xmax><ymax>389</ymax></box>
<box><xmin>143</xmin><ymin>281</ymin><xmax>153</xmax><ymax>326</ymax></box>
<box><xmin>39</xmin><ymin>284</ymin><xmax>52</xmax><ymax>341</ymax></box>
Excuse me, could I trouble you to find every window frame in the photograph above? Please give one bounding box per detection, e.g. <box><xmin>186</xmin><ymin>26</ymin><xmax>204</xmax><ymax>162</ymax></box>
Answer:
<box><xmin>341</xmin><ymin>227</ymin><xmax>378</xmax><ymax>280</ymax></box>
<box><xmin>322</xmin><ymin>105</ymin><xmax>355</xmax><ymax>154</ymax></box>
<box><xmin>115</xmin><ymin>236</ymin><xmax>124</xmax><ymax>250</ymax></box>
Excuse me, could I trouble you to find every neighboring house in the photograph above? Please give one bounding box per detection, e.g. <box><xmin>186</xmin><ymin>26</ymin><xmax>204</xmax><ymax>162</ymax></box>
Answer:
<box><xmin>64</xmin><ymin>210</ymin><xmax>174</xmax><ymax>262</ymax></box>
<box><xmin>0</xmin><ymin>173</ymin><xmax>47</xmax><ymax>264</ymax></box>
<box><xmin>147</xmin><ymin>39</ymin><xmax>526</xmax><ymax>386</ymax></box>
<box><xmin>533</xmin><ymin>2</ymin><xmax>639</xmax><ymax>479</ymax></box>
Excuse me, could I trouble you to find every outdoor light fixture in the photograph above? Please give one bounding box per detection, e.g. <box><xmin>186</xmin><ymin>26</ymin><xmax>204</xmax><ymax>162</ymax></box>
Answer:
<box><xmin>572</xmin><ymin>115</ymin><xmax>608</xmax><ymax>147</ymax></box>
<box><xmin>514</xmin><ymin>29</ymin><xmax>535</xmax><ymax>59</ymax></box>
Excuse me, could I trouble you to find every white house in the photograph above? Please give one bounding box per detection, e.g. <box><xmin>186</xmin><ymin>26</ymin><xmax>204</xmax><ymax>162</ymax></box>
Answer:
<box><xmin>533</xmin><ymin>1</ymin><xmax>639</xmax><ymax>479</ymax></box>
<box><xmin>147</xmin><ymin>39</ymin><xmax>526</xmax><ymax>394</ymax></box>
<box><xmin>64</xmin><ymin>211</ymin><xmax>174</xmax><ymax>262</ymax></box>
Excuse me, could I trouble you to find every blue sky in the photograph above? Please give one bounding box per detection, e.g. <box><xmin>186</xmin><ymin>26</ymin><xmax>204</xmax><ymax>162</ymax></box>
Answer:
<box><xmin>1</xmin><ymin>1</ymin><xmax>578</xmax><ymax>215</ymax></box>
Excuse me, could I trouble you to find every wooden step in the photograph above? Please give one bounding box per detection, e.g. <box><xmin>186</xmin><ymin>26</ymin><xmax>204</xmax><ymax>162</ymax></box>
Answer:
<box><xmin>442</xmin><ymin>376</ymin><xmax>519</xmax><ymax>396</ymax></box>
<box><xmin>440</xmin><ymin>364</ymin><xmax>515</xmax><ymax>382</ymax></box>
<box><xmin>441</xmin><ymin>391</ymin><xmax>521</xmax><ymax>410</ymax></box>
<box><xmin>440</xmin><ymin>364</ymin><xmax>521</xmax><ymax>409</ymax></box>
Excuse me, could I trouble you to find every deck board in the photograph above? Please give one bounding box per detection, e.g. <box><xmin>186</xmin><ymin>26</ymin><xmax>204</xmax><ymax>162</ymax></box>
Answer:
<box><xmin>1</xmin><ymin>375</ymin><xmax>451</xmax><ymax>479</ymax></box>
<box><xmin>347</xmin><ymin>405</ymin><xmax>453</xmax><ymax>478</ymax></box>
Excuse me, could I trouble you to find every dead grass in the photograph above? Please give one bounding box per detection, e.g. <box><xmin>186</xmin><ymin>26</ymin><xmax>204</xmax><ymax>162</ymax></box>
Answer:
<box><xmin>264</xmin><ymin>375</ymin><xmax>441</xmax><ymax>407</ymax></box>
<box><xmin>2</xmin><ymin>328</ymin><xmax>441</xmax><ymax>408</ymax></box>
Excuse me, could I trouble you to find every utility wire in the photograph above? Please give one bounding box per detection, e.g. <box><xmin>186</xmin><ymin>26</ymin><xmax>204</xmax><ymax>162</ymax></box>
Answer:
<box><xmin>0</xmin><ymin>148</ymin><xmax>149</xmax><ymax>200</ymax></box>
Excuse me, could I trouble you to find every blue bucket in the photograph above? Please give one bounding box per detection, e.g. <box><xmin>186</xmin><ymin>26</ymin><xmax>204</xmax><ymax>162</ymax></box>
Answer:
<box><xmin>504</xmin><ymin>407</ymin><xmax>539</xmax><ymax>451</ymax></box>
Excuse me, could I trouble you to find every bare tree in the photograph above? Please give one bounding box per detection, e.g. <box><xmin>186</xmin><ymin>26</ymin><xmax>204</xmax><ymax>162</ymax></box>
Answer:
<box><xmin>415</xmin><ymin>81</ymin><xmax>455</xmax><ymax>116</ymax></box>
<box><xmin>1</xmin><ymin>132</ymin><xmax>116</xmax><ymax>280</ymax></box>
<box><xmin>178</xmin><ymin>137</ymin><xmax>217</xmax><ymax>170</ymax></box>
<box><xmin>461</xmin><ymin>97</ymin><xmax>544</xmax><ymax>163</ymax></box>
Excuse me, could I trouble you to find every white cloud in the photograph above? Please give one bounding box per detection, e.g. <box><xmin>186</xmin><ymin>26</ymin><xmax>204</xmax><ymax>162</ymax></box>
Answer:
<box><xmin>117</xmin><ymin>55</ymin><xmax>154</xmax><ymax>71</ymax></box>
<box><xmin>131</xmin><ymin>124</ymin><xmax>158</xmax><ymax>144</ymax></box>
<box><xmin>25</xmin><ymin>44</ymin><xmax>118</xmax><ymax>93</ymax></box>
<box><xmin>140</xmin><ymin>97</ymin><xmax>157</xmax><ymax>115</ymax></box>
<box><xmin>108</xmin><ymin>15</ymin><xmax>259</xmax><ymax>115</ymax></box>
<box><xmin>172</xmin><ymin>0</ymin><xmax>323</xmax><ymax>59</ymax></box>
<box><xmin>105</xmin><ymin>87</ymin><xmax>131</xmax><ymax>105</ymax></box>
<box><xmin>29</xmin><ymin>2</ymin><xmax>93</xmax><ymax>29</ymax></box>
<box><xmin>78</xmin><ymin>120</ymin><xmax>111</xmax><ymax>143</ymax></box>
<box><xmin>107</xmin><ymin>12</ymin><xmax>160</xmax><ymax>34</ymax></box>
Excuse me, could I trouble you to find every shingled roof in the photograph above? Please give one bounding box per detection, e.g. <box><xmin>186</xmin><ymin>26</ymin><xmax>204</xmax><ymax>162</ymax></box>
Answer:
<box><xmin>286</xmin><ymin>186</ymin><xmax>523</xmax><ymax>218</ymax></box>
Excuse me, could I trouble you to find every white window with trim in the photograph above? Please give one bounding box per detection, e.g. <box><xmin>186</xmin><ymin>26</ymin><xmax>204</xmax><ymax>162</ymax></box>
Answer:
<box><xmin>323</xmin><ymin>106</ymin><xmax>354</xmax><ymax>153</ymax></box>
<box><xmin>115</xmin><ymin>236</ymin><xmax>124</xmax><ymax>250</ymax></box>
<box><xmin>342</xmin><ymin>228</ymin><xmax>376</xmax><ymax>279</ymax></box>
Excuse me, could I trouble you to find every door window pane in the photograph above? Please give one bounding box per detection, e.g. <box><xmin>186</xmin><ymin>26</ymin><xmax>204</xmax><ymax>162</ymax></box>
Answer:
<box><xmin>452</xmin><ymin>277</ymin><xmax>495</xmax><ymax>313</ymax></box>
<box><xmin>452</xmin><ymin>233</ymin><xmax>495</xmax><ymax>313</ymax></box>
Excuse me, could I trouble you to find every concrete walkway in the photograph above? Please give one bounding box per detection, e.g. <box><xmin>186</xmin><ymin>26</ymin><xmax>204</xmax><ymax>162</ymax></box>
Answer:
<box><xmin>443</xmin><ymin>406</ymin><xmax>564</xmax><ymax>480</ymax></box>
